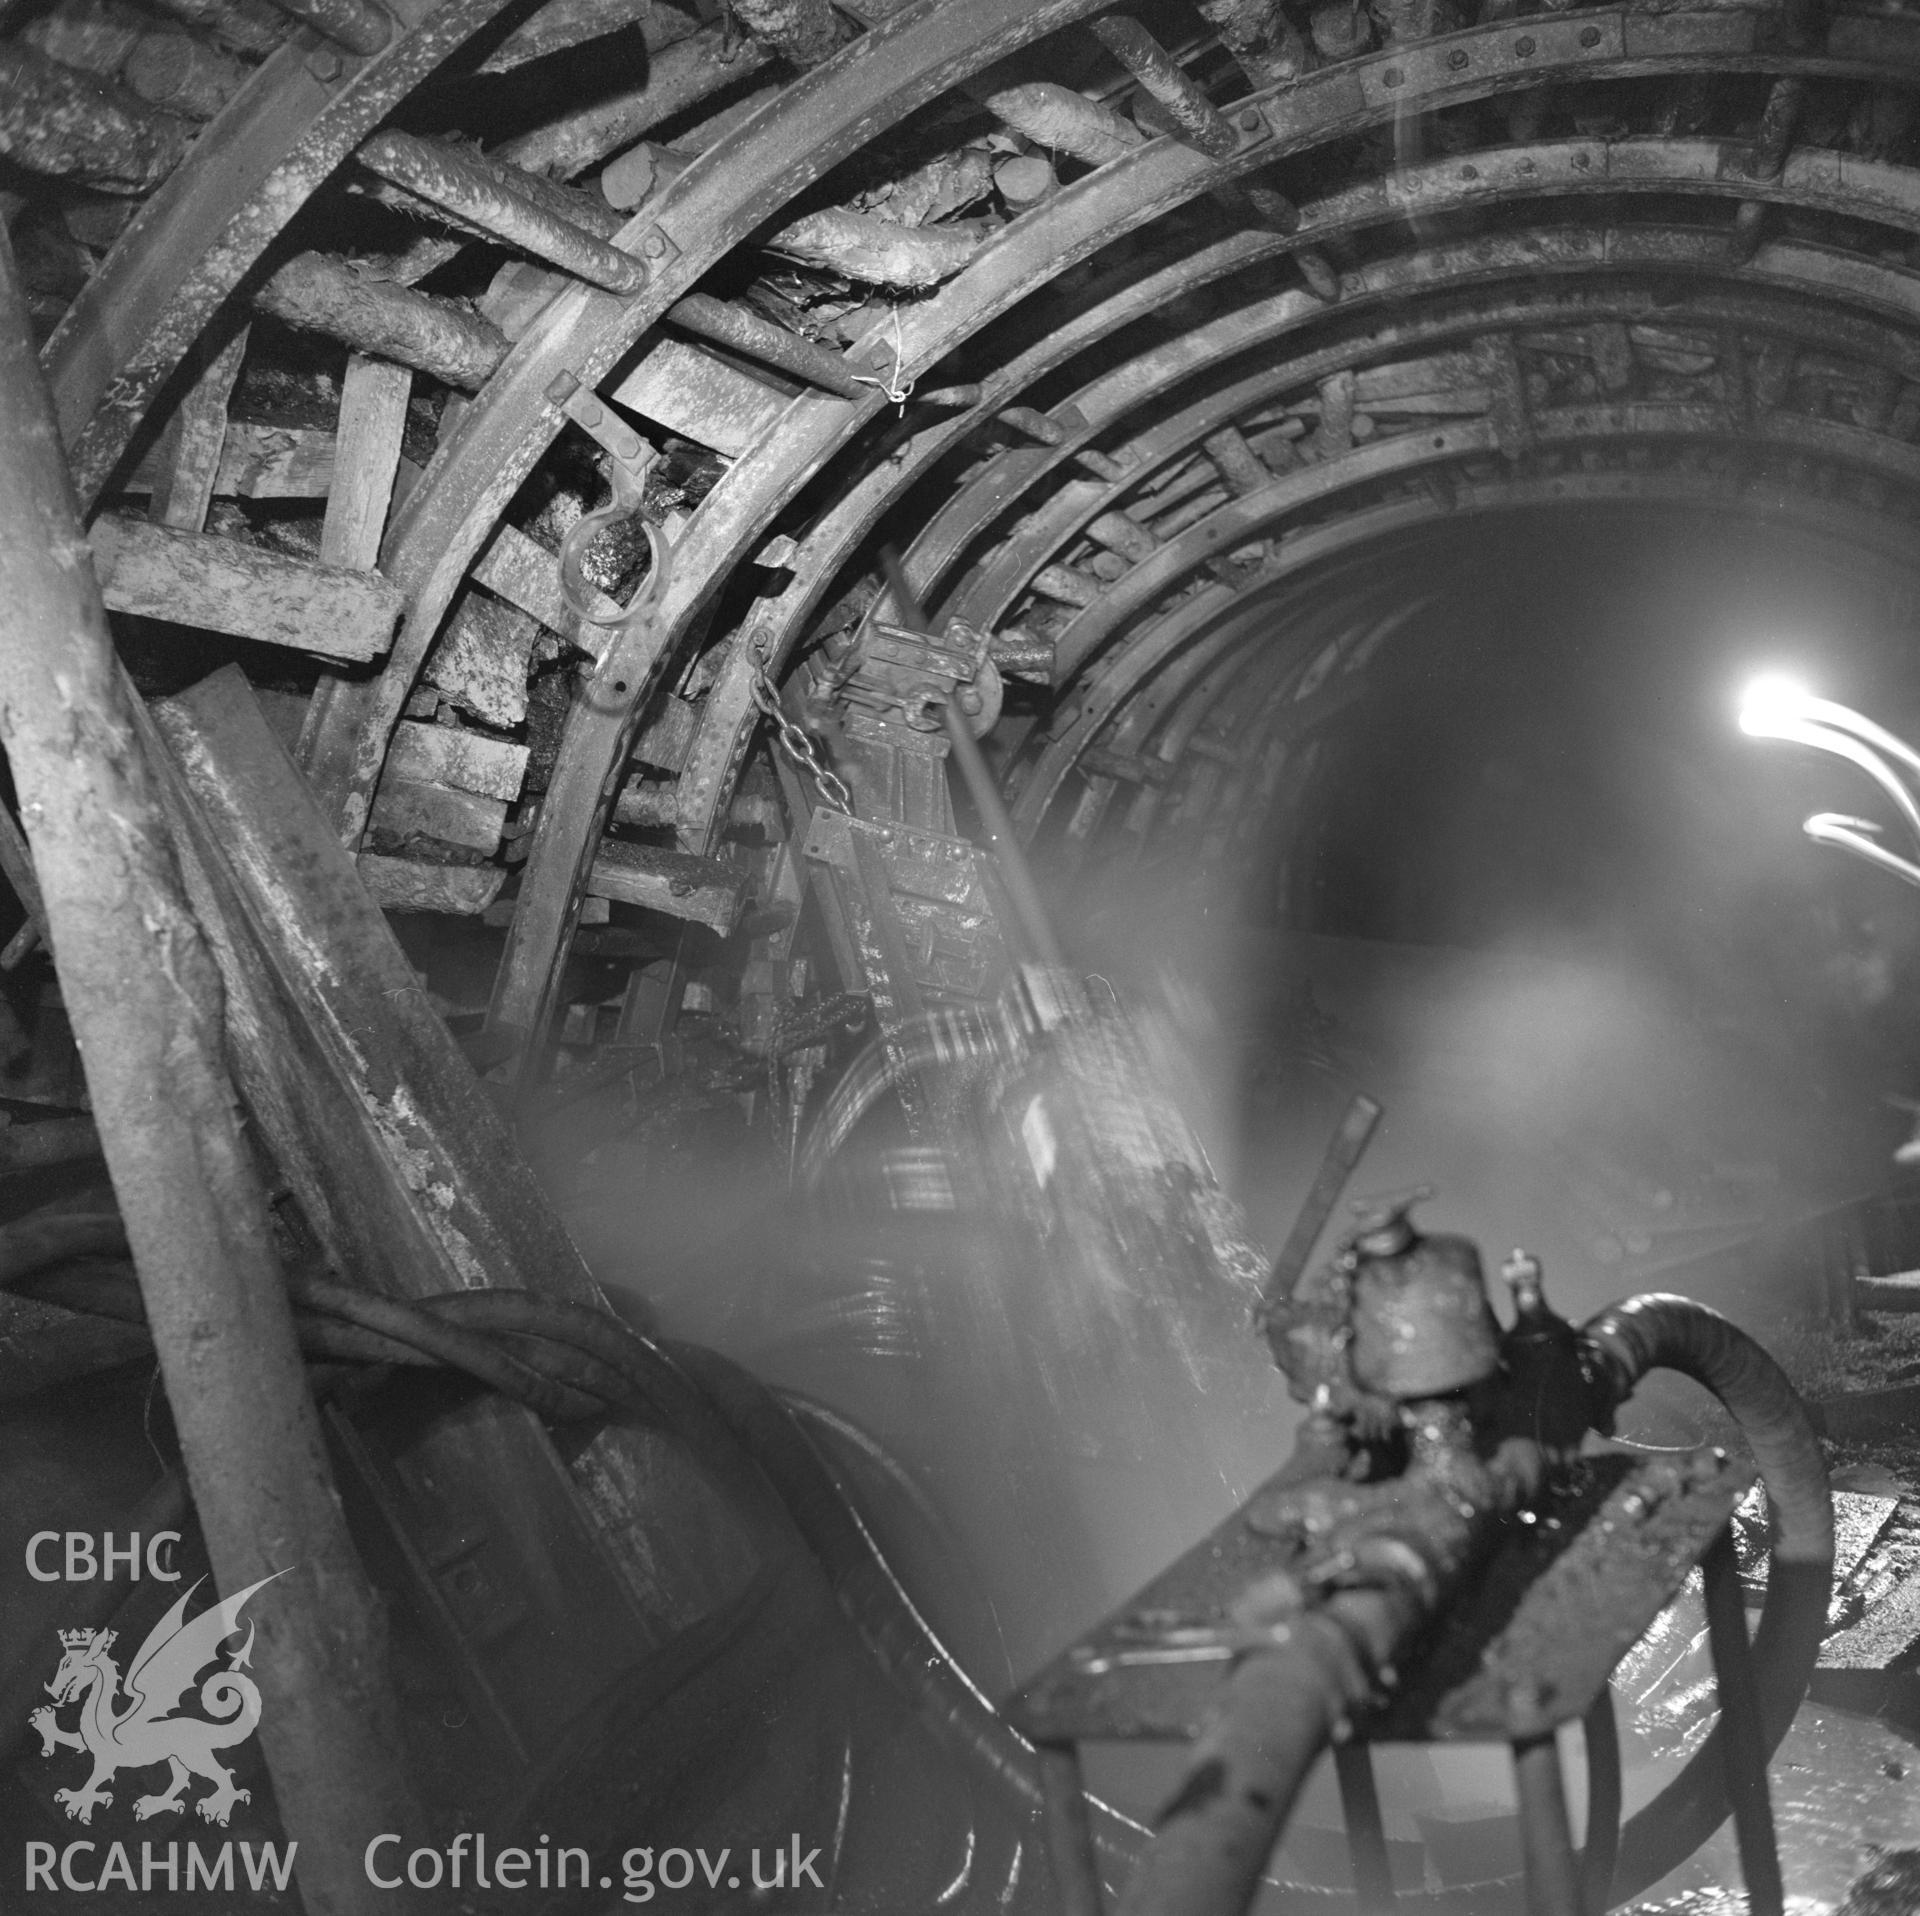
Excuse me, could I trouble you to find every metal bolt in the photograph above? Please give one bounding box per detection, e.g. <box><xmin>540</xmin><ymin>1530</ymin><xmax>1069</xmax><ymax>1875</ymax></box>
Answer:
<box><xmin>1448</xmin><ymin>46</ymin><xmax>1469</xmax><ymax>67</ymax></box>
<box><xmin>1239</xmin><ymin>108</ymin><xmax>1264</xmax><ymax>132</ymax></box>
<box><xmin>871</xmin><ymin>344</ymin><xmax>894</xmax><ymax>367</ymax></box>
<box><xmin>1573</xmin><ymin>150</ymin><xmax>1591</xmax><ymax>169</ymax></box>
<box><xmin>1383</xmin><ymin>65</ymin><xmax>1404</xmax><ymax>86</ymax></box>
<box><xmin>307</xmin><ymin>47</ymin><xmax>342</xmax><ymax>79</ymax></box>
<box><xmin>642</xmin><ymin>232</ymin><xmax>668</xmax><ymax>258</ymax></box>
<box><xmin>1461</xmin><ymin>163</ymin><xmax>1479</xmax><ymax>180</ymax></box>
<box><xmin>1579</xmin><ymin>23</ymin><xmax>1601</xmax><ymax>44</ymax></box>
<box><xmin>1514</xmin><ymin>33</ymin><xmax>1535</xmax><ymax>54</ymax></box>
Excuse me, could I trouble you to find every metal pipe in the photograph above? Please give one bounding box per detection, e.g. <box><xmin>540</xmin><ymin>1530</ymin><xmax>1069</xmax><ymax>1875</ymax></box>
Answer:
<box><xmin>1039</xmin><ymin>1743</ymin><xmax>1108</xmax><ymax>1916</ymax></box>
<box><xmin>0</xmin><ymin>229</ymin><xmax>421</xmax><ymax>1916</ymax></box>
<box><xmin>1115</xmin><ymin>1431</ymin><xmax>1538</xmax><ymax>1916</ymax></box>
<box><xmin>1580</xmin><ymin>1689</ymin><xmax>1623</xmax><ymax>1910</ymax></box>
<box><xmin>360</xmin><ymin>132</ymin><xmax>649</xmax><ymax>294</ymax></box>
<box><xmin>1701</xmin><ymin>1529</ymin><xmax>1785</xmax><ymax>1916</ymax></box>
<box><xmin>1579</xmin><ymin>1295</ymin><xmax>1832</xmax><ymax>1903</ymax></box>
<box><xmin>1334</xmin><ymin>1741</ymin><xmax>1397</xmax><ymax>1912</ymax></box>
<box><xmin>667</xmin><ymin>292</ymin><xmax>863</xmax><ymax>398</ymax></box>
<box><xmin>1110</xmin><ymin>1610</ymin><xmax>1376</xmax><ymax>1916</ymax></box>
<box><xmin>1513</xmin><ymin>1733</ymin><xmax>1586</xmax><ymax>1916</ymax></box>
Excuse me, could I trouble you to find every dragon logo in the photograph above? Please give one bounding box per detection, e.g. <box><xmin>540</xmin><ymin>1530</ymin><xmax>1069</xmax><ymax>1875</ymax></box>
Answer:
<box><xmin>29</xmin><ymin>1570</ymin><xmax>287</xmax><ymax>1828</ymax></box>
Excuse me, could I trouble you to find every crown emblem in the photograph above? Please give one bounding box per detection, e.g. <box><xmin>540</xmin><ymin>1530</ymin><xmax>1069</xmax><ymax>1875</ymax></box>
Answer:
<box><xmin>57</xmin><ymin>1628</ymin><xmax>107</xmax><ymax>1649</ymax></box>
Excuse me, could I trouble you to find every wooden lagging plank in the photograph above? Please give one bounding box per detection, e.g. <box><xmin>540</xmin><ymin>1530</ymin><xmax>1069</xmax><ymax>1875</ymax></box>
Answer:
<box><xmin>89</xmin><ymin>515</ymin><xmax>403</xmax><ymax>663</ymax></box>
<box><xmin>127</xmin><ymin>421</ymin><xmax>336</xmax><ymax>502</ymax></box>
<box><xmin>587</xmin><ymin>839</ymin><xmax>745</xmax><ymax>933</ymax></box>
<box><xmin>613</xmin><ymin>336</ymin><xmax>789</xmax><ymax>457</ymax></box>
<box><xmin>127</xmin><ymin>421</ymin><xmax>434</xmax><ymax>506</ymax></box>
<box><xmin>471</xmin><ymin>520</ymin><xmax>620</xmax><ymax>658</ymax></box>
<box><xmin>358</xmin><ymin>853</ymin><xmax>506</xmax><ymax>915</ymax></box>
<box><xmin>368</xmin><ymin>776</ymin><xmax>508</xmax><ymax>855</ymax></box>
<box><xmin>148</xmin><ymin>324</ymin><xmax>249</xmax><ymax>533</ymax></box>
<box><xmin>387</xmin><ymin>719</ymin><xmax>529</xmax><ymax>800</ymax></box>
<box><xmin>321</xmin><ymin>355</ymin><xmax>413</xmax><ymax>571</ymax></box>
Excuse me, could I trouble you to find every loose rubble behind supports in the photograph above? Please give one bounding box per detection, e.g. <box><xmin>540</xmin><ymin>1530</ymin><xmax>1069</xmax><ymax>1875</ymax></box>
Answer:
<box><xmin>0</xmin><ymin>231</ymin><xmax>420</xmax><ymax>1916</ymax></box>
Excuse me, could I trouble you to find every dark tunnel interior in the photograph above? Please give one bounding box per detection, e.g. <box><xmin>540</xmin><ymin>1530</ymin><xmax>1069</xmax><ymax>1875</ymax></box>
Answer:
<box><xmin>6</xmin><ymin>0</ymin><xmax>1920</xmax><ymax>1909</ymax></box>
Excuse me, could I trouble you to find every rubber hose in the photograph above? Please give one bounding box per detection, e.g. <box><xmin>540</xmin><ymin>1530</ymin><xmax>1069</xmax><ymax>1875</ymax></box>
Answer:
<box><xmin>1580</xmin><ymin>1293</ymin><xmax>1833</xmax><ymax>1906</ymax></box>
<box><xmin>657</xmin><ymin>1338</ymin><xmax>1155</xmax><ymax>1882</ymax></box>
<box><xmin>0</xmin><ymin>1212</ymin><xmax>128</xmax><ymax>1282</ymax></box>
<box><xmin>285</xmin><ymin>1270</ymin><xmax>604</xmax><ymax>1421</ymax></box>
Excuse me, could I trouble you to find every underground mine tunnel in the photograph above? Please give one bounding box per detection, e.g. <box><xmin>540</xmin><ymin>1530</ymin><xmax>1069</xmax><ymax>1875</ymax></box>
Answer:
<box><xmin>5</xmin><ymin>0</ymin><xmax>1920</xmax><ymax>1909</ymax></box>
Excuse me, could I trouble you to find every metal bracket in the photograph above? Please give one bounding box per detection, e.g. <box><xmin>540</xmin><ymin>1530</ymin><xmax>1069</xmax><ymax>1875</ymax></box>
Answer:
<box><xmin>803</xmin><ymin>811</ymin><xmax>1007</xmax><ymax>1001</ymax></box>
<box><xmin>545</xmin><ymin>371</ymin><xmax>667</xmax><ymax>629</ymax></box>
<box><xmin>545</xmin><ymin>370</ymin><xmax>654</xmax><ymax>501</ymax></box>
<box><xmin>811</xmin><ymin>615</ymin><xmax>1001</xmax><ymax>739</ymax></box>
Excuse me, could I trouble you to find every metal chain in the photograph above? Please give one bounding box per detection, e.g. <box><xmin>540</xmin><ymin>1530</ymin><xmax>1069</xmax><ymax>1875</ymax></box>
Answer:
<box><xmin>748</xmin><ymin>655</ymin><xmax>855</xmax><ymax>817</ymax></box>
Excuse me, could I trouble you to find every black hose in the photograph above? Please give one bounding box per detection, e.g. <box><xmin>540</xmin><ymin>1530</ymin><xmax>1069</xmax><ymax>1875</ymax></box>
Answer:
<box><xmin>19</xmin><ymin>1259</ymin><xmax>446</xmax><ymax>1370</ymax></box>
<box><xmin>283</xmin><ymin>1270</ymin><xmax>605</xmax><ymax>1421</ymax></box>
<box><xmin>656</xmin><ymin>1338</ymin><xmax>1155</xmax><ymax>1881</ymax></box>
<box><xmin>0</xmin><ymin>1212</ymin><xmax>126</xmax><ymax>1282</ymax></box>
<box><xmin>4</xmin><ymin>1214</ymin><xmax>1834</xmax><ymax>1916</ymax></box>
<box><xmin>1580</xmin><ymin>1293</ymin><xmax>1834</xmax><ymax>1906</ymax></box>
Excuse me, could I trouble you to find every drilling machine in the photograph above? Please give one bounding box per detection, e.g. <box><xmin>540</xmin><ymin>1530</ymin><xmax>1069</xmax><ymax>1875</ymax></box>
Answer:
<box><xmin>772</xmin><ymin>567</ymin><xmax>1835</xmax><ymax>1916</ymax></box>
<box><xmin>0</xmin><ymin>570</ymin><xmax>1836</xmax><ymax>1916</ymax></box>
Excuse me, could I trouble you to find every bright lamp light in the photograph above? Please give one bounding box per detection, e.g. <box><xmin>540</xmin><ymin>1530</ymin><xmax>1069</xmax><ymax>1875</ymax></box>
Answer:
<box><xmin>1737</xmin><ymin>675</ymin><xmax>1815</xmax><ymax>737</ymax></box>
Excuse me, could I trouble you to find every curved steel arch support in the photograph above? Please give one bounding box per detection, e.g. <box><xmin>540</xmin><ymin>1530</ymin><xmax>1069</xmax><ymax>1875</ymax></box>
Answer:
<box><xmin>1012</xmin><ymin>465</ymin><xmax>1920</xmax><ymax>834</ymax></box>
<box><xmin>679</xmin><ymin>230</ymin><xmax>1920</xmax><ymax>877</ymax></box>
<box><xmin>1039</xmin><ymin>400</ymin><xmax>1920</xmax><ymax>696</ymax></box>
<box><xmin>283</xmin><ymin>5</ymin><xmax>1920</xmax><ymax>1070</ymax></box>
<box><xmin>45</xmin><ymin>0</ymin><xmax>530</xmax><ymax>505</ymax></box>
